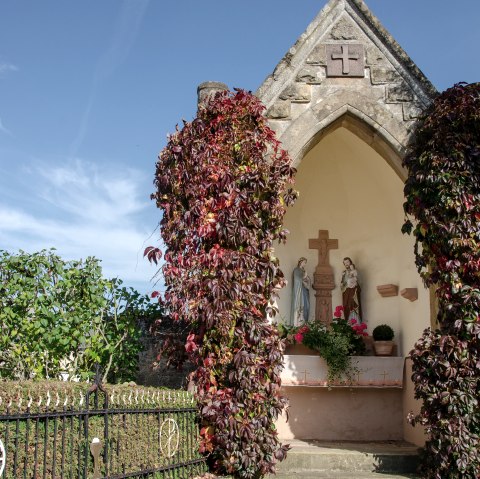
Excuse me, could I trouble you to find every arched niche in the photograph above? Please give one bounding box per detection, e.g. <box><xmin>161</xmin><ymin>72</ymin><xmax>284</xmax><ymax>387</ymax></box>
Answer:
<box><xmin>275</xmin><ymin>120</ymin><xmax>429</xmax><ymax>358</ymax></box>
<box><xmin>273</xmin><ymin>93</ymin><xmax>411</xmax><ymax>182</ymax></box>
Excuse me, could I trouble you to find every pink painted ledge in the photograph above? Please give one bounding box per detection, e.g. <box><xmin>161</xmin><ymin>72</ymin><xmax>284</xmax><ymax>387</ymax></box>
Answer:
<box><xmin>281</xmin><ymin>355</ymin><xmax>405</xmax><ymax>388</ymax></box>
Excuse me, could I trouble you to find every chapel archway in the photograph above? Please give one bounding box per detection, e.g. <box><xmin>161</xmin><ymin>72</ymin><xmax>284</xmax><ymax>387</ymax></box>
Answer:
<box><xmin>274</xmin><ymin>121</ymin><xmax>430</xmax><ymax>359</ymax></box>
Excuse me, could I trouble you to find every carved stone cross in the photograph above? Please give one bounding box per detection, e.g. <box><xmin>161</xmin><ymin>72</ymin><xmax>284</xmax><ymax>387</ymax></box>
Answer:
<box><xmin>331</xmin><ymin>45</ymin><xmax>359</xmax><ymax>74</ymax></box>
<box><xmin>326</xmin><ymin>44</ymin><xmax>365</xmax><ymax>77</ymax></box>
<box><xmin>309</xmin><ymin>230</ymin><xmax>339</xmax><ymax>325</ymax></box>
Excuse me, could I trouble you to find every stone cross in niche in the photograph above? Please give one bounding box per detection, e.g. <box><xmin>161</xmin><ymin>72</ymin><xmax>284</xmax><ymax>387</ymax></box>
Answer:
<box><xmin>308</xmin><ymin>230</ymin><xmax>339</xmax><ymax>325</ymax></box>
<box><xmin>326</xmin><ymin>44</ymin><xmax>365</xmax><ymax>77</ymax></box>
<box><xmin>331</xmin><ymin>45</ymin><xmax>359</xmax><ymax>74</ymax></box>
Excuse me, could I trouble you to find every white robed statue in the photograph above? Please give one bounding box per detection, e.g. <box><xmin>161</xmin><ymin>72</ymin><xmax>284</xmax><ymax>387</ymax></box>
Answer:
<box><xmin>290</xmin><ymin>257</ymin><xmax>311</xmax><ymax>326</ymax></box>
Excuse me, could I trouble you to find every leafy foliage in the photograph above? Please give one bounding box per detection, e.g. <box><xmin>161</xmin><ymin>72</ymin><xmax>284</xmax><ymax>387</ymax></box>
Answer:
<box><xmin>403</xmin><ymin>82</ymin><xmax>480</xmax><ymax>478</ymax></box>
<box><xmin>280</xmin><ymin>309</ymin><xmax>367</xmax><ymax>383</ymax></box>
<box><xmin>372</xmin><ymin>324</ymin><xmax>394</xmax><ymax>341</ymax></box>
<box><xmin>0</xmin><ymin>249</ymin><xmax>163</xmax><ymax>383</ymax></box>
<box><xmin>0</xmin><ymin>381</ymin><xmax>205</xmax><ymax>478</ymax></box>
<box><xmin>151</xmin><ymin>89</ymin><xmax>297</xmax><ymax>478</ymax></box>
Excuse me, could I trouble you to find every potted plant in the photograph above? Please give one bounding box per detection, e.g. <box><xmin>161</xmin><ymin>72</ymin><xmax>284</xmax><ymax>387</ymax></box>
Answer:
<box><xmin>372</xmin><ymin>324</ymin><xmax>395</xmax><ymax>356</ymax></box>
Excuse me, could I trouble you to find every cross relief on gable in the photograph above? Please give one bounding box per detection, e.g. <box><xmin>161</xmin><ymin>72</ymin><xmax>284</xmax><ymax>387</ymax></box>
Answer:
<box><xmin>326</xmin><ymin>44</ymin><xmax>365</xmax><ymax>77</ymax></box>
<box><xmin>260</xmin><ymin>2</ymin><xmax>435</xmax><ymax>132</ymax></box>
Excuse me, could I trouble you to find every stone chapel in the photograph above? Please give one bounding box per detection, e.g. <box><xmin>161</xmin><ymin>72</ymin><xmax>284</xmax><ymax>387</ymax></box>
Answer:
<box><xmin>198</xmin><ymin>0</ymin><xmax>436</xmax><ymax>447</ymax></box>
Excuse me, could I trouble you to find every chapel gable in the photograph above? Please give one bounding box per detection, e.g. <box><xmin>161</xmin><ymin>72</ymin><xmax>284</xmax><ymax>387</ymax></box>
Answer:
<box><xmin>256</xmin><ymin>0</ymin><xmax>437</xmax><ymax>169</ymax></box>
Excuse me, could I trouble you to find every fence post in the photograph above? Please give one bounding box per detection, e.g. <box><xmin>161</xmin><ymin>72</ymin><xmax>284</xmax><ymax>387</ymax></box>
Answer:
<box><xmin>90</xmin><ymin>438</ymin><xmax>103</xmax><ymax>479</ymax></box>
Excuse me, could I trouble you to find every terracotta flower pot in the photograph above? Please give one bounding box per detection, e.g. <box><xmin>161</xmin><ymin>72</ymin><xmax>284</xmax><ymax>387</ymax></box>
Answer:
<box><xmin>373</xmin><ymin>340</ymin><xmax>394</xmax><ymax>356</ymax></box>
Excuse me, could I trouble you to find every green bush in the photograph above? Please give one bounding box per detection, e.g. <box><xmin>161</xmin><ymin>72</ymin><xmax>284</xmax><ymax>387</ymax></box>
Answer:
<box><xmin>0</xmin><ymin>249</ymin><xmax>164</xmax><ymax>383</ymax></box>
<box><xmin>372</xmin><ymin>324</ymin><xmax>394</xmax><ymax>341</ymax></box>
<box><xmin>0</xmin><ymin>381</ymin><xmax>206</xmax><ymax>478</ymax></box>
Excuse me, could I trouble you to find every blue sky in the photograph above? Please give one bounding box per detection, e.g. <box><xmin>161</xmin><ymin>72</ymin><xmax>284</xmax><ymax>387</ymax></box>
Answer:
<box><xmin>0</xmin><ymin>1</ymin><xmax>478</xmax><ymax>294</ymax></box>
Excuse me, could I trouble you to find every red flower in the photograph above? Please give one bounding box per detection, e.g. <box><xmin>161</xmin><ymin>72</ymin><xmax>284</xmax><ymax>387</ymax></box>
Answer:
<box><xmin>334</xmin><ymin>305</ymin><xmax>344</xmax><ymax>318</ymax></box>
<box><xmin>294</xmin><ymin>332</ymin><xmax>304</xmax><ymax>343</ymax></box>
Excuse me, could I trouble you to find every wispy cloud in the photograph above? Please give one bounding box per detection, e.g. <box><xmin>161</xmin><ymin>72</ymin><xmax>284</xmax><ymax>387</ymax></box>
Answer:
<box><xmin>95</xmin><ymin>0</ymin><xmax>150</xmax><ymax>84</ymax></box>
<box><xmin>70</xmin><ymin>0</ymin><xmax>150</xmax><ymax>157</ymax></box>
<box><xmin>36</xmin><ymin>159</ymin><xmax>149</xmax><ymax>224</ymax></box>
<box><xmin>0</xmin><ymin>117</ymin><xmax>11</xmax><ymax>136</ymax></box>
<box><xmin>0</xmin><ymin>62</ymin><xmax>18</xmax><ymax>77</ymax></box>
<box><xmin>0</xmin><ymin>158</ymin><xmax>160</xmax><ymax>292</ymax></box>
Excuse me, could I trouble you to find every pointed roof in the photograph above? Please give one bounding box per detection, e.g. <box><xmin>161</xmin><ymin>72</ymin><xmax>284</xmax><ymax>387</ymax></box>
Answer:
<box><xmin>256</xmin><ymin>0</ymin><xmax>437</xmax><ymax>175</ymax></box>
<box><xmin>348</xmin><ymin>0</ymin><xmax>436</xmax><ymax>96</ymax></box>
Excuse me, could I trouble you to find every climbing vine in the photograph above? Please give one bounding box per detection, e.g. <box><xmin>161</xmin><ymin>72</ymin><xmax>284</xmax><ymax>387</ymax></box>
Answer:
<box><xmin>403</xmin><ymin>82</ymin><xmax>480</xmax><ymax>478</ymax></box>
<box><xmin>150</xmin><ymin>89</ymin><xmax>297</xmax><ymax>478</ymax></box>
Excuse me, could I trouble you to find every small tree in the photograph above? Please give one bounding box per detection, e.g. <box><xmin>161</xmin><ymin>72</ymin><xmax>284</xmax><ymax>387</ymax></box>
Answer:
<box><xmin>403</xmin><ymin>82</ymin><xmax>480</xmax><ymax>478</ymax></box>
<box><xmin>0</xmin><ymin>249</ymin><xmax>162</xmax><ymax>382</ymax></box>
<box><xmin>151</xmin><ymin>89</ymin><xmax>297</xmax><ymax>478</ymax></box>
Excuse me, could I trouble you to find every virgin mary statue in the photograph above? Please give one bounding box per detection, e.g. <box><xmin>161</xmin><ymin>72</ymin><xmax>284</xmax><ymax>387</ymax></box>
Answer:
<box><xmin>290</xmin><ymin>257</ymin><xmax>311</xmax><ymax>326</ymax></box>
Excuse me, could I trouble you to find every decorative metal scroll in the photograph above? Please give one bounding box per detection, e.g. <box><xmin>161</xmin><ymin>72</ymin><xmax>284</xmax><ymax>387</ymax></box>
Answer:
<box><xmin>0</xmin><ymin>438</ymin><xmax>5</xmax><ymax>477</ymax></box>
<box><xmin>160</xmin><ymin>418</ymin><xmax>180</xmax><ymax>457</ymax></box>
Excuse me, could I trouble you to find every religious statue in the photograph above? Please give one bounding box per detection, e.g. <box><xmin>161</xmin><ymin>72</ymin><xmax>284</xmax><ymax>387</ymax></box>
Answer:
<box><xmin>340</xmin><ymin>257</ymin><xmax>362</xmax><ymax>323</ymax></box>
<box><xmin>290</xmin><ymin>257</ymin><xmax>311</xmax><ymax>325</ymax></box>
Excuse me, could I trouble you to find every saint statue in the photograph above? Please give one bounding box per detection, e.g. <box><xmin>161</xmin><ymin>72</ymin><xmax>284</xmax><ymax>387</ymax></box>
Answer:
<box><xmin>340</xmin><ymin>257</ymin><xmax>362</xmax><ymax>323</ymax></box>
<box><xmin>290</xmin><ymin>257</ymin><xmax>311</xmax><ymax>325</ymax></box>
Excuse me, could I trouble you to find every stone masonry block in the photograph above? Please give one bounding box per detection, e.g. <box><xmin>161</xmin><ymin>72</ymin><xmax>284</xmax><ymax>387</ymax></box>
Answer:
<box><xmin>386</xmin><ymin>83</ymin><xmax>415</xmax><ymax>103</ymax></box>
<box><xmin>329</xmin><ymin>16</ymin><xmax>362</xmax><ymax>40</ymax></box>
<box><xmin>267</xmin><ymin>99</ymin><xmax>291</xmax><ymax>119</ymax></box>
<box><xmin>366</xmin><ymin>46</ymin><xmax>387</xmax><ymax>66</ymax></box>
<box><xmin>296</xmin><ymin>67</ymin><xmax>323</xmax><ymax>84</ymax></box>
<box><xmin>279</xmin><ymin>83</ymin><xmax>311</xmax><ymax>103</ymax></box>
<box><xmin>403</xmin><ymin>102</ymin><xmax>424</xmax><ymax>120</ymax></box>
<box><xmin>306</xmin><ymin>44</ymin><xmax>326</xmax><ymax>65</ymax></box>
<box><xmin>370</xmin><ymin>68</ymin><xmax>400</xmax><ymax>84</ymax></box>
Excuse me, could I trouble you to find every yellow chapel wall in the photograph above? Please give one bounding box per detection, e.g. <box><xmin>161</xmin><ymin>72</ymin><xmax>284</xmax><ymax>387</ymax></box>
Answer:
<box><xmin>275</xmin><ymin>126</ymin><xmax>430</xmax><ymax>359</ymax></box>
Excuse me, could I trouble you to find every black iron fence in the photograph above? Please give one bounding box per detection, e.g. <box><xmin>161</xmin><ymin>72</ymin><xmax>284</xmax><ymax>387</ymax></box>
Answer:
<box><xmin>0</xmin><ymin>380</ymin><xmax>207</xmax><ymax>478</ymax></box>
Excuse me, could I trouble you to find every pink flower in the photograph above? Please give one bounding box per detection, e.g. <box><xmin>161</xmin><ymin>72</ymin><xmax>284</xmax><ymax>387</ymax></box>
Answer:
<box><xmin>334</xmin><ymin>305</ymin><xmax>344</xmax><ymax>318</ymax></box>
<box><xmin>294</xmin><ymin>333</ymin><xmax>304</xmax><ymax>343</ymax></box>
